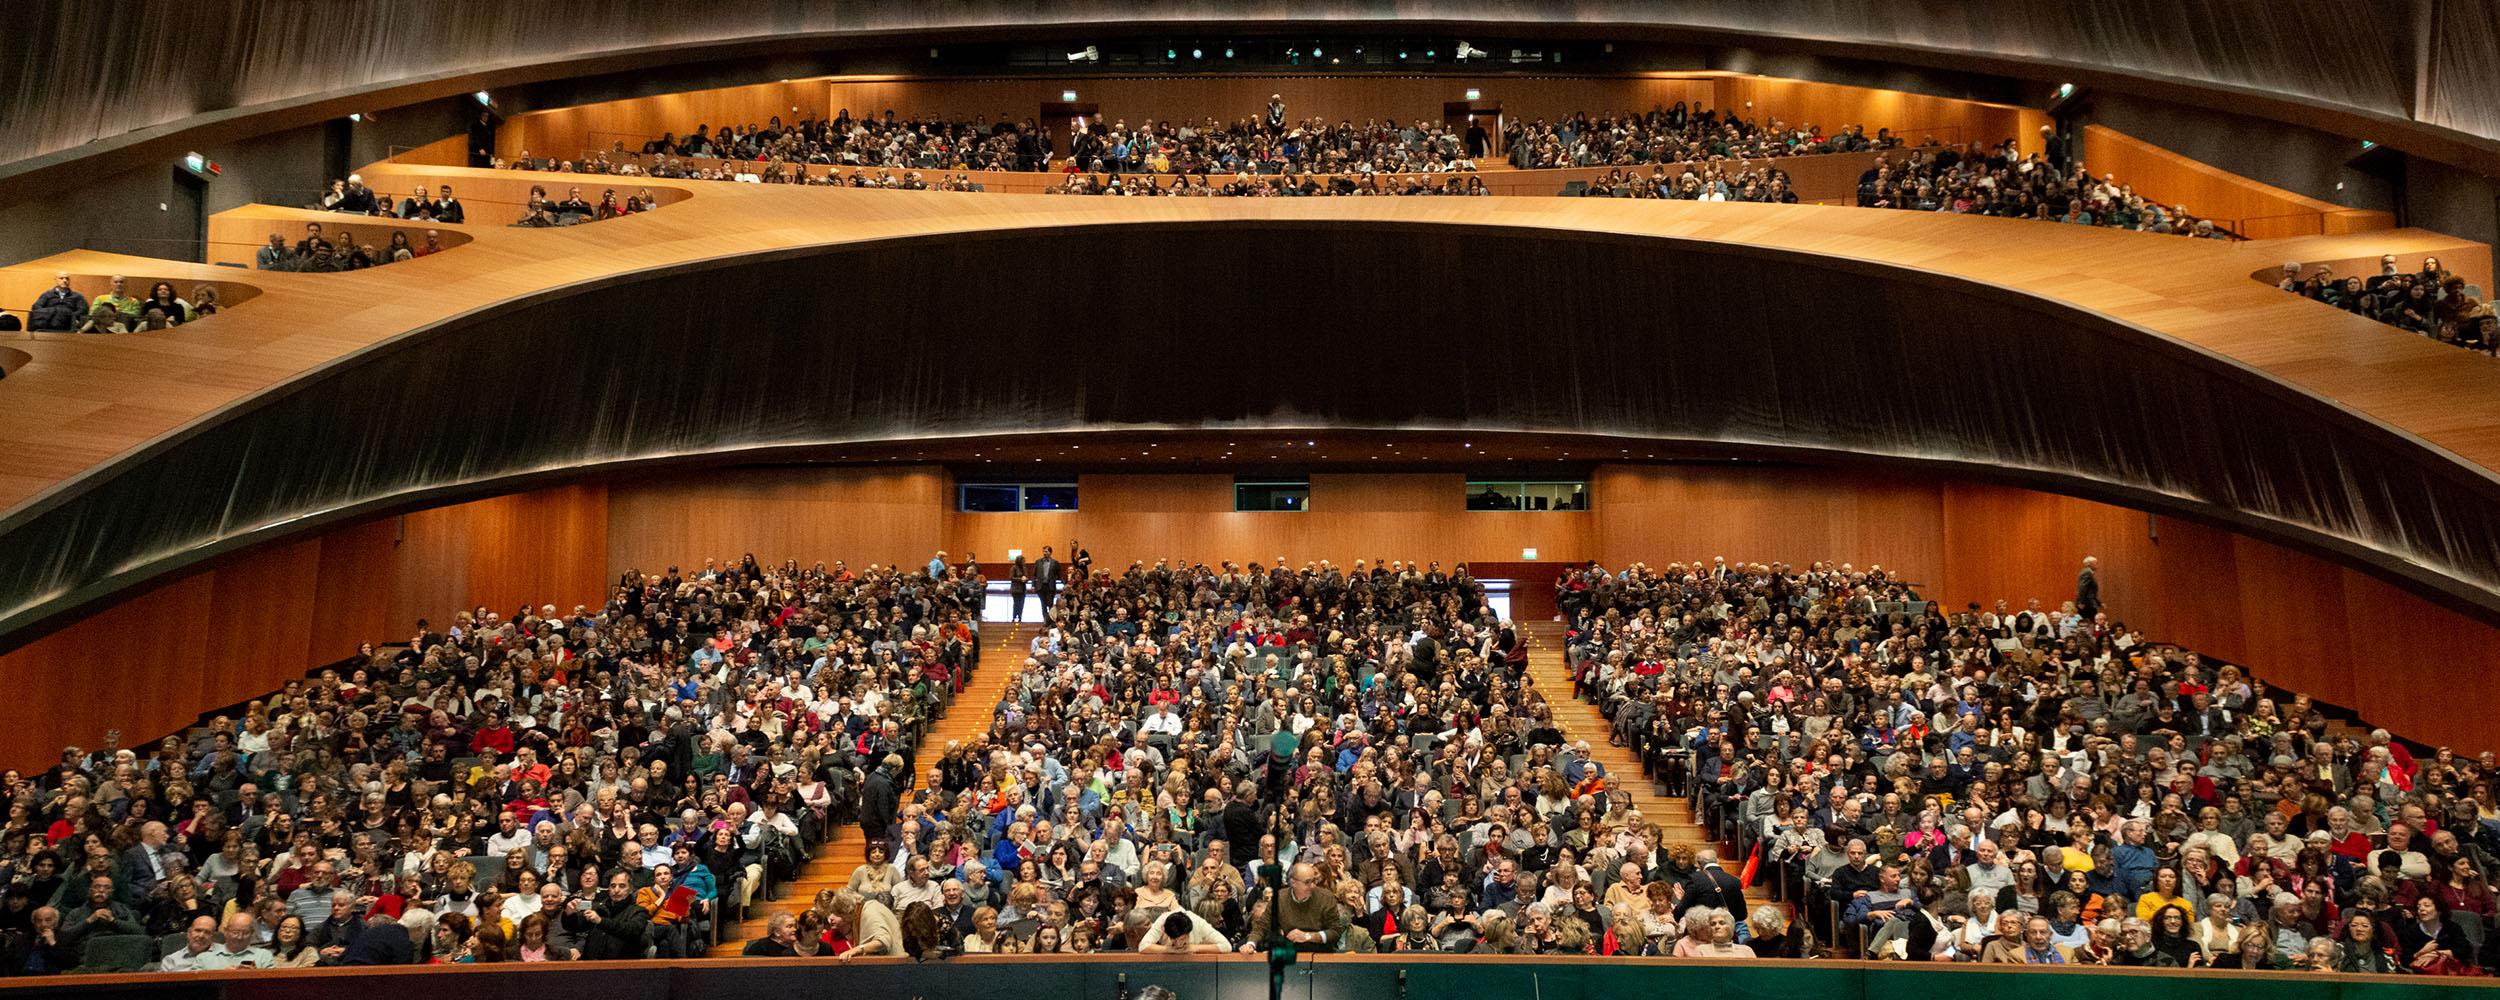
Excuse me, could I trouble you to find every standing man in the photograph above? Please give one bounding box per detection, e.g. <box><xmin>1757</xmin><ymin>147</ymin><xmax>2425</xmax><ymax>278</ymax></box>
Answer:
<box><xmin>1033</xmin><ymin>546</ymin><xmax>1062</xmax><ymax>618</ymax></box>
<box><xmin>2075</xmin><ymin>556</ymin><xmax>2101</xmax><ymax>620</ymax></box>
<box><xmin>1676</xmin><ymin>848</ymin><xmax>1746</xmax><ymax>917</ymax></box>
<box><xmin>860</xmin><ymin>754</ymin><xmax>900</xmax><ymax>848</ymax></box>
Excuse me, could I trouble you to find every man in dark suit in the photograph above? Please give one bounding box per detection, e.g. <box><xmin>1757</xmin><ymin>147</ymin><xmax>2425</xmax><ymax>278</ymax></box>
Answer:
<box><xmin>859</xmin><ymin>754</ymin><xmax>900</xmax><ymax>847</ymax></box>
<box><xmin>122</xmin><ymin>821</ymin><xmax>180</xmax><ymax>899</ymax></box>
<box><xmin>1032</xmin><ymin>546</ymin><xmax>1062</xmax><ymax>617</ymax></box>
<box><xmin>1675</xmin><ymin>848</ymin><xmax>1747</xmax><ymax>917</ymax></box>
<box><xmin>2075</xmin><ymin>556</ymin><xmax>2101</xmax><ymax>619</ymax></box>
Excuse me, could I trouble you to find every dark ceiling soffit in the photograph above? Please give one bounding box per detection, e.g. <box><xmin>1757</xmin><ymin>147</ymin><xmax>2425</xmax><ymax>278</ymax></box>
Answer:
<box><xmin>1</xmin><ymin>18</ymin><xmax>2491</xmax><ymax>208</ymax></box>
<box><xmin>4</xmin><ymin>221</ymin><xmax>2500</xmax><ymax>653</ymax></box>
<box><xmin>0</xmin><ymin>431</ymin><xmax>2483</xmax><ymax>662</ymax></box>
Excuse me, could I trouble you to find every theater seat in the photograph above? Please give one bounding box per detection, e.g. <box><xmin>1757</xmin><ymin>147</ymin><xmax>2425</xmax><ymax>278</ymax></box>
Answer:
<box><xmin>74</xmin><ymin>934</ymin><xmax>153</xmax><ymax>973</ymax></box>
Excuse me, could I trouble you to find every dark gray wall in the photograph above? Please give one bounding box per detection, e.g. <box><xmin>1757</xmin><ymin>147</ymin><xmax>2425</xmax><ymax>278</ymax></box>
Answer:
<box><xmin>2077</xmin><ymin>93</ymin><xmax>2399</xmax><ymax>212</ymax></box>
<box><xmin>2403</xmin><ymin>154</ymin><xmax>2500</xmax><ymax>248</ymax></box>
<box><xmin>2080</xmin><ymin>92</ymin><xmax>2500</xmax><ymax>245</ymax></box>
<box><xmin>0</xmin><ymin>98</ymin><xmax>476</xmax><ymax>267</ymax></box>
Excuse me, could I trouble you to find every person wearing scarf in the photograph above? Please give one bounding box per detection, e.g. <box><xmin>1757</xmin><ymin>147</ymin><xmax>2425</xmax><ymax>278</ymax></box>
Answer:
<box><xmin>2020</xmin><ymin>915</ymin><xmax>2077</xmax><ymax>964</ymax></box>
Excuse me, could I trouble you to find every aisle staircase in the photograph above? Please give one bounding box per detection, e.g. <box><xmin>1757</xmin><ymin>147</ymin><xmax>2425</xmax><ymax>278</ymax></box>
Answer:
<box><xmin>705</xmin><ymin>622</ymin><xmax>1037</xmax><ymax>954</ymax></box>
<box><xmin>1520</xmin><ymin>622</ymin><xmax>1738</xmax><ymax>877</ymax></box>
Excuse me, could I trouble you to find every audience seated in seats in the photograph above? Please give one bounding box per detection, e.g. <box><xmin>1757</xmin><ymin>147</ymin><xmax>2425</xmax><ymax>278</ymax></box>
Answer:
<box><xmin>2</xmin><ymin>550</ymin><xmax>2489</xmax><ymax>974</ymax></box>
<box><xmin>26</xmin><ymin>271</ymin><xmax>86</xmax><ymax>332</ymax></box>
<box><xmin>1847</xmin><ymin>145</ymin><xmax>2230</xmax><ymax>239</ymax></box>
<box><xmin>515</xmin><ymin>103</ymin><xmax>1889</xmax><ymax>181</ymax></box>
<box><xmin>258</xmin><ymin>222</ymin><xmax>449</xmax><ymax>271</ymax></box>
<box><xmin>1558</xmin><ymin>557</ymin><xmax>2497</xmax><ymax>971</ymax></box>
<box><xmin>2275</xmin><ymin>254</ymin><xmax>2496</xmax><ymax>355</ymax></box>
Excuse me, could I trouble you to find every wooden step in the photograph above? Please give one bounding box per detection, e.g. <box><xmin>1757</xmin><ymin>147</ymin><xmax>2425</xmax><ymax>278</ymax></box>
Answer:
<box><xmin>705</xmin><ymin>622</ymin><xmax>1039</xmax><ymax>955</ymax></box>
<box><xmin>1521</xmin><ymin>623</ymin><xmax>1743</xmax><ymax>878</ymax></box>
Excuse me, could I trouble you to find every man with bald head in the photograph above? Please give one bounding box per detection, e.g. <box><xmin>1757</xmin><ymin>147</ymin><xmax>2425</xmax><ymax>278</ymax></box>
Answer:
<box><xmin>1</xmin><ymin>907</ymin><xmax>73</xmax><ymax>974</ymax></box>
<box><xmin>160</xmin><ymin>914</ymin><xmax>218</xmax><ymax>971</ymax></box>
<box><xmin>1275</xmin><ymin>862</ymin><xmax>1348</xmax><ymax>952</ymax></box>
<box><xmin>123</xmin><ymin>821</ymin><xmax>179</xmax><ymax>897</ymax></box>
<box><xmin>28</xmin><ymin>272</ymin><xmax>86</xmax><ymax>331</ymax></box>
<box><xmin>194</xmin><ymin>912</ymin><xmax>272</xmax><ymax>970</ymax></box>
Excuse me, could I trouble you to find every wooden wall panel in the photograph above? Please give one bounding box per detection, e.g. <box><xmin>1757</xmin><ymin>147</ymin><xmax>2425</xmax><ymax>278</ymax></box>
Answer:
<box><xmin>392</xmin><ymin>133</ymin><xmax>472</xmax><ymax>168</ymax></box>
<box><xmin>500</xmin><ymin>81</ymin><xmax>831</xmax><ymax>162</ymax></box>
<box><xmin>391</xmin><ymin>484</ymin><xmax>611</xmax><ymax>625</ymax></box>
<box><xmin>309</xmin><ymin>516</ymin><xmax>400</xmax><ymax>658</ymax></box>
<box><xmin>0</xmin><ymin>572</ymin><xmax>214</xmax><ymax>768</ymax></box>
<box><xmin>946</xmin><ymin>510</ymin><xmax>1081</xmax><ymax>565</ymax></box>
<box><xmin>1720</xmin><ymin>77</ymin><xmax>2050</xmax><ymax>152</ymax></box>
<box><xmin>944</xmin><ymin>472</ymin><xmax>1591</xmax><ymax>571</ymax></box>
<box><xmin>1935</xmin><ymin>481</ymin><xmax>2159</xmax><ymax>627</ymax></box>
<box><xmin>820</xmin><ymin>76</ymin><xmax>1715</xmax><ymax>133</ymax></box>
<box><xmin>493</xmin><ymin>73</ymin><xmax>2041</xmax><ymax>167</ymax></box>
<box><xmin>204</xmin><ymin>206</ymin><xmax>475</xmax><ymax>268</ymax></box>
<box><xmin>200</xmin><ymin>539</ymin><xmax>323</xmax><ymax>711</ymax></box>
<box><xmin>2081</xmin><ymin>125</ymin><xmax>2395</xmax><ymax>240</ymax></box>
<box><xmin>2330</xmin><ymin>567</ymin><xmax>2500</xmax><ymax>750</ymax></box>
<box><xmin>605</xmin><ymin>465</ymin><xmax>950</xmax><ymax>576</ymax></box>
<box><xmin>1590</xmin><ymin>464</ymin><xmax>1947</xmax><ymax>576</ymax></box>
<box><xmin>2224</xmin><ymin>537</ymin><xmax>2360</xmax><ymax>709</ymax></box>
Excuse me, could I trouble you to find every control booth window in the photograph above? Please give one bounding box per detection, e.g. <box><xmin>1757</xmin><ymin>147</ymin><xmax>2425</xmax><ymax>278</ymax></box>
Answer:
<box><xmin>1466</xmin><ymin>480</ymin><xmax>1589</xmax><ymax>511</ymax></box>
<box><xmin>1236</xmin><ymin>480</ymin><xmax>1310</xmax><ymax>512</ymax></box>
<box><xmin>959</xmin><ymin>482</ymin><xmax>1078</xmax><ymax>512</ymax></box>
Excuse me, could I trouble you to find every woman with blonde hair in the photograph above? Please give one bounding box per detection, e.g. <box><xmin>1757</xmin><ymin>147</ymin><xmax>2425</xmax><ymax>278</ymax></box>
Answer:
<box><xmin>1477</xmin><ymin>910</ymin><xmax>1522</xmax><ymax>954</ymax></box>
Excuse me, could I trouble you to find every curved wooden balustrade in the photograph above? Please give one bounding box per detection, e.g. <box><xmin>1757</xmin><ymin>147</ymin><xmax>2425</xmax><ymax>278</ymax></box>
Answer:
<box><xmin>0</xmin><ymin>163</ymin><xmax>2492</xmax><ymax>649</ymax></box>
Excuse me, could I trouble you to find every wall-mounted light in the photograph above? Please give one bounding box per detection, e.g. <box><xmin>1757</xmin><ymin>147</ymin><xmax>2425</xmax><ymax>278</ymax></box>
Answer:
<box><xmin>2057</xmin><ymin>82</ymin><xmax>2075</xmax><ymax>99</ymax></box>
<box><xmin>1063</xmin><ymin>90</ymin><xmax>1078</xmax><ymax>102</ymax></box>
<box><xmin>348</xmin><ymin>113</ymin><xmax>362</xmax><ymax>122</ymax></box>
<box><xmin>1522</xmin><ymin>548</ymin><xmax>1539</xmax><ymax>560</ymax></box>
<box><xmin>1465</xmin><ymin>89</ymin><xmax>1481</xmax><ymax>101</ymax></box>
<box><xmin>474</xmin><ymin>91</ymin><xmax>492</xmax><ymax>105</ymax></box>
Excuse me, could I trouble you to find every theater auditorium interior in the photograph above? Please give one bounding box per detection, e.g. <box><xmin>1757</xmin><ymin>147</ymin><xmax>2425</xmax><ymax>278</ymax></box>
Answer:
<box><xmin>1</xmin><ymin>2</ymin><xmax>2499</xmax><ymax>997</ymax></box>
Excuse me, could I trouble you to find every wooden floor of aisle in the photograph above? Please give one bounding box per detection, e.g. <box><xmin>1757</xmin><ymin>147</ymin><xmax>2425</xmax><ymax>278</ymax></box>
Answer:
<box><xmin>705</xmin><ymin>622</ymin><xmax>1036</xmax><ymax>954</ymax></box>
<box><xmin>1520</xmin><ymin>622</ymin><xmax>1738</xmax><ymax>876</ymax></box>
